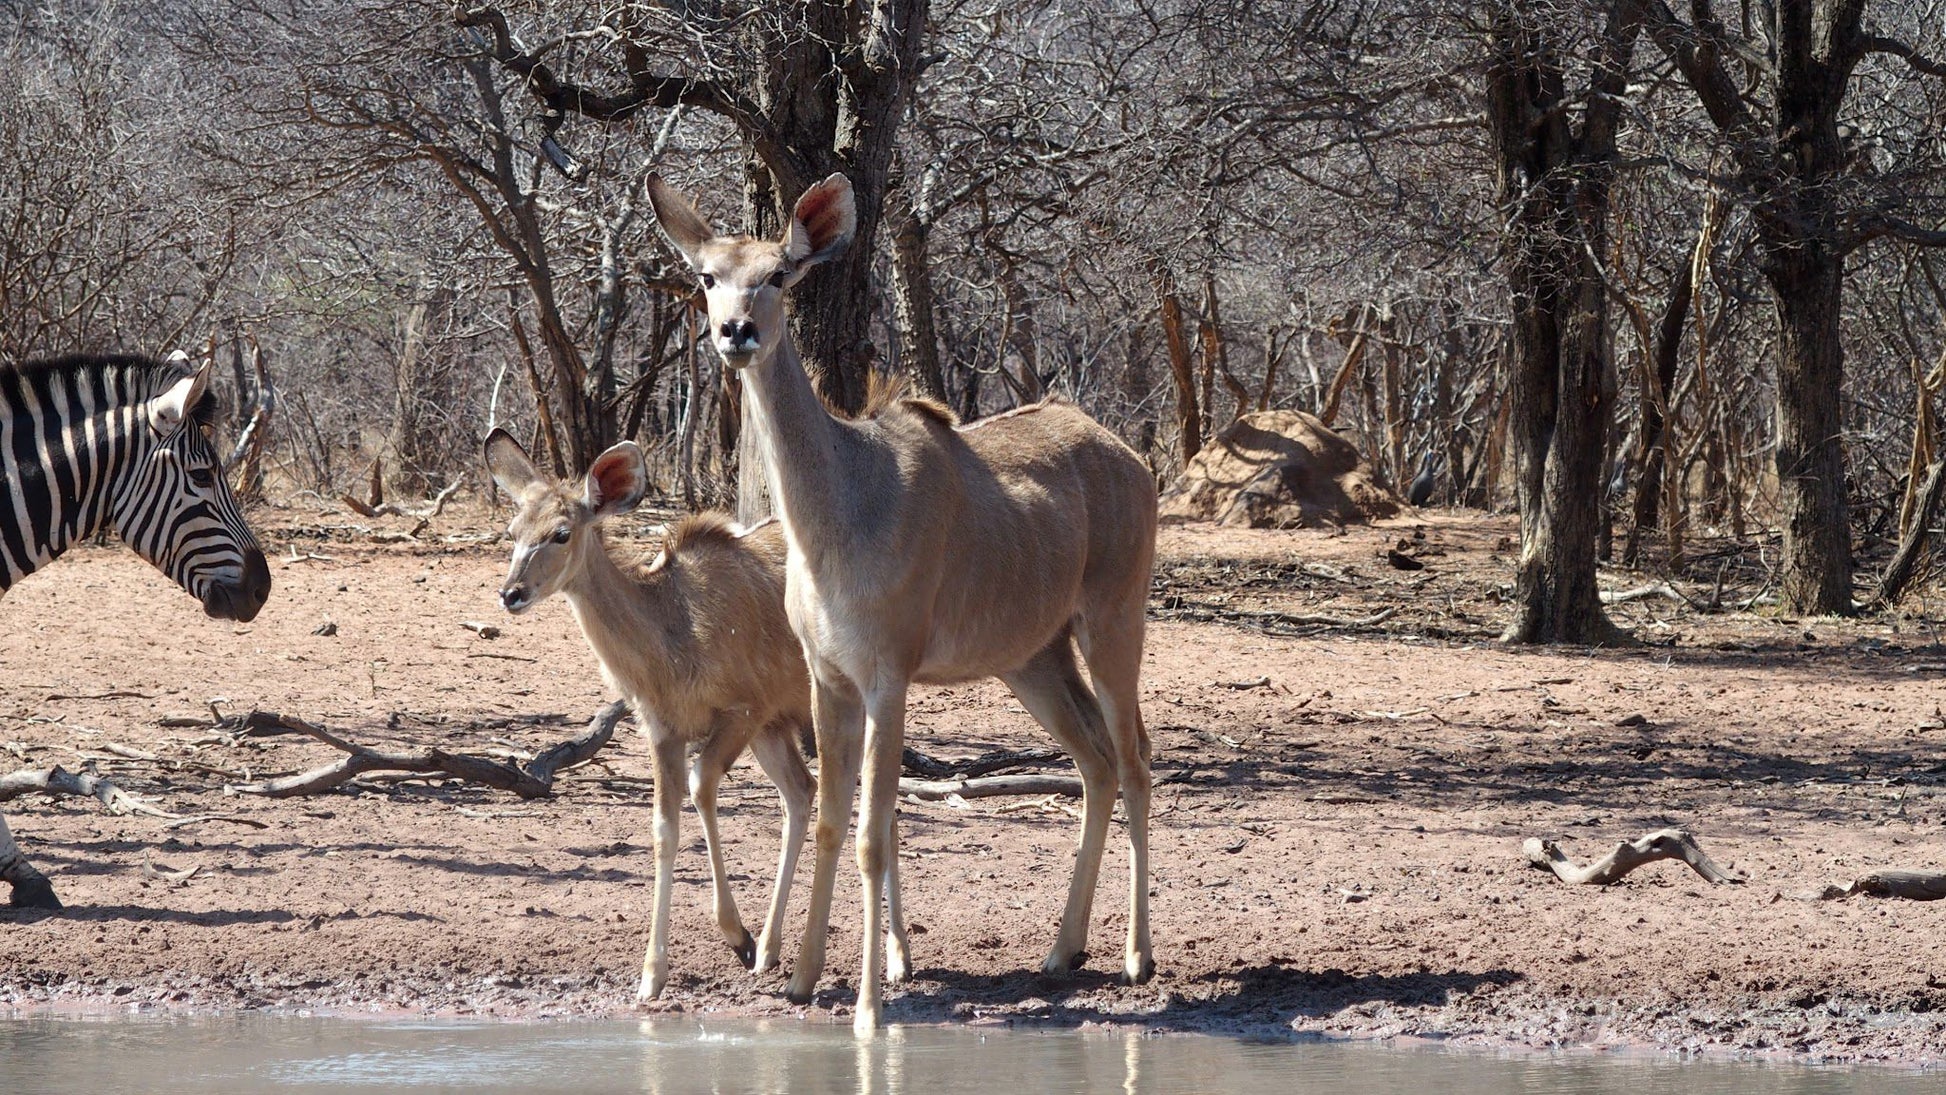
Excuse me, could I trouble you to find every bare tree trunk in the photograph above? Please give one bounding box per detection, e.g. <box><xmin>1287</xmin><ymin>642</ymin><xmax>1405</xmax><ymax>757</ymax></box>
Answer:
<box><xmin>887</xmin><ymin>194</ymin><xmax>947</xmax><ymax>402</ymax></box>
<box><xmin>1157</xmin><ymin>275</ymin><xmax>1201</xmax><ymax>463</ymax></box>
<box><xmin>995</xmin><ymin>250</ymin><xmax>1045</xmax><ymax>403</ymax></box>
<box><xmin>1485</xmin><ymin>0</ymin><xmax>1636</xmax><ymax>645</ymax></box>
<box><xmin>1319</xmin><ymin>307</ymin><xmax>1370</xmax><ymax>426</ymax></box>
<box><xmin>1767</xmin><ymin>244</ymin><xmax>1853</xmax><ymax>614</ymax></box>
<box><xmin>1625</xmin><ymin>228</ymin><xmax>1698</xmax><ymax>564</ymax></box>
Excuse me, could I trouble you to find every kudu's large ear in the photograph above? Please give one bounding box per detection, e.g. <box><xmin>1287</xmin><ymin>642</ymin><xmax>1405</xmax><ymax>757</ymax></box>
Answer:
<box><xmin>584</xmin><ymin>441</ymin><xmax>649</xmax><ymax>518</ymax></box>
<box><xmin>782</xmin><ymin>174</ymin><xmax>856</xmax><ymax>274</ymax></box>
<box><xmin>646</xmin><ymin>175</ymin><xmax>715</xmax><ymax>269</ymax></box>
<box><xmin>483</xmin><ymin>428</ymin><xmax>543</xmax><ymax>497</ymax></box>
<box><xmin>149</xmin><ymin>360</ymin><xmax>212</xmax><ymax>435</ymax></box>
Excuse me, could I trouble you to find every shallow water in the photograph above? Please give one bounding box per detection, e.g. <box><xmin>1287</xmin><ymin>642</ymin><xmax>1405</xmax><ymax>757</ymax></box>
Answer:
<box><xmin>0</xmin><ymin>1014</ymin><xmax>1932</xmax><ymax>1094</ymax></box>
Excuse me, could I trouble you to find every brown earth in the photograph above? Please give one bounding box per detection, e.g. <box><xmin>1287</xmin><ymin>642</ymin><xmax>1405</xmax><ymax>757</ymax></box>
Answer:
<box><xmin>5</xmin><ymin>501</ymin><xmax>1946</xmax><ymax>1065</ymax></box>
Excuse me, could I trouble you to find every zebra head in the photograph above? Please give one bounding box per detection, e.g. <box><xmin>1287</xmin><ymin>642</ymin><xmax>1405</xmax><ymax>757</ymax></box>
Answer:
<box><xmin>112</xmin><ymin>361</ymin><xmax>272</xmax><ymax>622</ymax></box>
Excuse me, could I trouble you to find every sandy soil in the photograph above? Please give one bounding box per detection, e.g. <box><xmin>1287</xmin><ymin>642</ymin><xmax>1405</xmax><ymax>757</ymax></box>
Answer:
<box><xmin>5</xmin><ymin>501</ymin><xmax>1946</xmax><ymax>1065</ymax></box>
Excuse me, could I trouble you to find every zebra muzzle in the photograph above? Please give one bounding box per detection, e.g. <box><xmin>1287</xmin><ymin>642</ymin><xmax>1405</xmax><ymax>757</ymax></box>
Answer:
<box><xmin>202</xmin><ymin>549</ymin><xmax>272</xmax><ymax>622</ymax></box>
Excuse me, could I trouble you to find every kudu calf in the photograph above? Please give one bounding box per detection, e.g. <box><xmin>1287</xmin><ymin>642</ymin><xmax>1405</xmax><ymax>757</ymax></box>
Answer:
<box><xmin>649</xmin><ymin>173</ymin><xmax>1159</xmax><ymax>1032</ymax></box>
<box><xmin>486</xmin><ymin>431</ymin><xmax>835</xmax><ymax>999</ymax></box>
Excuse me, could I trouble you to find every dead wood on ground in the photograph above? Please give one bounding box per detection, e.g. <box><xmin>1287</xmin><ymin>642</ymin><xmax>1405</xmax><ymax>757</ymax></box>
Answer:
<box><xmin>0</xmin><ymin>765</ymin><xmax>182</xmax><ymax>819</ymax></box>
<box><xmin>225</xmin><ymin>702</ymin><xmax>627</xmax><ymax>799</ymax></box>
<box><xmin>899</xmin><ymin>774</ymin><xmax>1084</xmax><ymax>801</ymax></box>
<box><xmin>1153</xmin><ymin>602</ymin><xmax>1398</xmax><ymax>637</ymax></box>
<box><xmin>1817</xmin><ymin>870</ymin><xmax>1946</xmax><ymax>901</ymax></box>
<box><xmin>1523</xmin><ymin>828</ymin><xmax>1740</xmax><ymax>885</ymax></box>
<box><xmin>898</xmin><ymin>746</ymin><xmax>1063</xmax><ymax>780</ymax></box>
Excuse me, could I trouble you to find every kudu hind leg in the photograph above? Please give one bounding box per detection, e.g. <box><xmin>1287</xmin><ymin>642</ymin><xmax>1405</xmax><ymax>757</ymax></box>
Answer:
<box><xmin>690</xmin><ymin>732</ymin><xmax>758</xmax><ymax>968</ymax></box>
<box><xmin>784</xmin><ymin>678</ymin><xmax>865</xmax><ymax>1005</ymax></box>
<box><xmin>749</xmin><ymin>726</ymin><xmax>815</xmax><ymax>974</ymax></box>
<box><xmin>884</xmin><ymin>832</ymin><xmax>912</xmax><ymax>984</ymax></box>
<box><xmin>1075</xmin><ymin>609</ymin><xmax>1156</xmax><ymax>986</ymax></box>
<box><xmin>1001</xmin><ymin>639</ymin><xmax>1118</xmax><ymax>976</ymax></box>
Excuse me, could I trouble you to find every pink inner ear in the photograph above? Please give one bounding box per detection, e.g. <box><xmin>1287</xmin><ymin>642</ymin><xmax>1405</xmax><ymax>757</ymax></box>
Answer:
<box><xmin>797</xmin><ymin>188</ymin><xmax>843</xmax><ymax>248</ymax></box>
<box><xmin>591</xmin><ymin>454</ymin><xmax>636</xmax><ymax>508</ymax></box>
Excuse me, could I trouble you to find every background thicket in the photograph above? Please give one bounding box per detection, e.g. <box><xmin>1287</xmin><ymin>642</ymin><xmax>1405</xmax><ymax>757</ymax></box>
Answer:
<box><xmin>3</xmin><ymin>0</ymin><xmax>1943</xmax><ymax>634</ymax></box>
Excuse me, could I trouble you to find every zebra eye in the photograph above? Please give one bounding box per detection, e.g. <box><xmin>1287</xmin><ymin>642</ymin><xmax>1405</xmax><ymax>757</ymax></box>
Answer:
<box><xmin>552</xmin><ymin>527</ymin><xmax>572</xmax><ymax>544</ymax></box>
<box><xmin>188</xmin><ymin>467</ymin><xmax>218</xmax><ymax>490</ymax></box>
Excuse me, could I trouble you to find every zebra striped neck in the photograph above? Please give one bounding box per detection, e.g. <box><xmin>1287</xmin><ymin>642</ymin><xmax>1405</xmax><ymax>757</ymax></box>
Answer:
<box><xmin>1</xmin><ymin>358</ymin><xmax>177</xmax><ymax>593</ymax></box>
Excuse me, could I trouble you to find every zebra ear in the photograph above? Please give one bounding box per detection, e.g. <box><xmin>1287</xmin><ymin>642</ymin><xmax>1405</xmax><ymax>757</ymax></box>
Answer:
<box><xmin>149</xmin><ymin>362</ymin><xmax>212</xmax><ymax>435</ymax></box>
<box><xmin>483</xmin><ymin>428</ymin><xmax>542</xmax><ymax>497</ymax></box>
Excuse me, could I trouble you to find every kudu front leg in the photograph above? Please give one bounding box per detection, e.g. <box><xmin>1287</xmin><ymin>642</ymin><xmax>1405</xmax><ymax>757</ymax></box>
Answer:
<box><xmin>784</xmin><ymin>678</ymin><xmax>864</xmax><ymax>1005</ymax></box>
<box><xmin>853</xmin><ymin>685</ymin><xmax>909</xmax><ymax>1034</ymax></box>
<box><xmin>638</xmin><ymin>736</ymin><xmax>688</xmax><ymax>1002</ymax></box>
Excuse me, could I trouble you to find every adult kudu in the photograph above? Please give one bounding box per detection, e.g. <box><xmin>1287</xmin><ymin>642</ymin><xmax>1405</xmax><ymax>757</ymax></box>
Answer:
<box><xmin>648</xmin><ymin>173</ymin><xmax>1159</xmax><ymax>1032</ymax></box>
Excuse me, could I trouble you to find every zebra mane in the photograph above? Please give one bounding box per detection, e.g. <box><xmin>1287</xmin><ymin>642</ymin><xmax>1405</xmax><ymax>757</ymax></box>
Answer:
<box><xmin>4</xmin><ymin>354</ymin><xmax>225</xmax><ymax>427</ymax></box>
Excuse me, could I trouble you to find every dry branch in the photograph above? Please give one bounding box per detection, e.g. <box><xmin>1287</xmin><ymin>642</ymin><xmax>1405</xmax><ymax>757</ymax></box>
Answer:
<box><xmin>899</xmin><ymin>774</ymin><xmax>1083</xmax><ymax>801</ymax></box>
<box><xmin>225</xmin><ymin>702</ymin><xmax>627</xmax><ymax>800</ymax></box>
<box><xmin>1523</xmin><ymin>828</ymin><xmax>1739</xmax><ymax>885</ymax></box>
<box><xmin>0</xmin><ymin>765</ymin><xmax>181</xmax><ymax>819</ymax></box>
<box><xmin>342</xmin><ymin>480</ymin><xmax>462</xmax><ymax>524</ymax></box>
<box><xmin>1598</xmin><ymin>583</ymin><xmax>1691</xmax><ymax>606</ymax></box>
<box><xmin>899</xmin><ymin>746</ymin><xmax>1062</xmax><ymax>780</ymax></box>
<box><xmin>1874</xmin><ymin>456</ymin><xmax>1946</xmax><ymax>607</ymax></box>
<box><xmin>1155</xmin><ymin>602</ymin><xmax>1398</xmax><ymax>635</ymax></box>
<box><xmin>1818</xmin><ymin>870</ymin><xmax>1946</xmax><ymax>901</ymax></box>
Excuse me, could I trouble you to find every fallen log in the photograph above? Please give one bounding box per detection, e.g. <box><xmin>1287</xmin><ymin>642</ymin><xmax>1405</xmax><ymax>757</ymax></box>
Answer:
<box><xmin>226</xmin><ymin>702</ymin><xmax>627</xmax><ymax>800</ymax></box>
<box><xmin>899</xmin><ymin>774</ymin><xmax>1083</xmax><ymax>801</ymax></box>
<box><xmin>0</xmin><ymin>765</ymin><xmax>181</xmax><ymax>819</ymax></box>
<box><xmin>899</xmin><ymin>746</ymin><xmax>1063</xmax><ymax>780</ymax></box>
<box><xmin>1818</xmin><ymin>870</ymin><xmax>1946</xmax><ymax>901</ymax></box>
<box><xmin>1523</xmin><ymin>827</ymin><xmax>1739</xmax><ymax>886</ymax></box>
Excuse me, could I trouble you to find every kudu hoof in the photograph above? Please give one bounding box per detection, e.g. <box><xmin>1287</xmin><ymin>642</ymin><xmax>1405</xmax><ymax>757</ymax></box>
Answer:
<box><xmin>1043</xmin><ymin>950</ymin><xmax>1089</xmax><ymax>976</ymax></box>
<box><xmin>732</xmin><ymin>928</ymin><xmax>757</xmax><ymax>970</ymax></box>
<box><xmin>8</xmin><ymin>879</ymin><xmax>61</xmax><ymax>911</ymax></box>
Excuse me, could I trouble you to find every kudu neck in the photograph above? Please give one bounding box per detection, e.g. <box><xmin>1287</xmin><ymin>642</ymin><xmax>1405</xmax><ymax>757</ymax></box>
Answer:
<box><xmin>558</xmin><ymin>530</ymin><xmax>674</xmax><ymax>666</ymax></box>
<box><xmin>739</xmin><ymin>333</ymin><xmax>850</xmax><ymax>543</ymax></box>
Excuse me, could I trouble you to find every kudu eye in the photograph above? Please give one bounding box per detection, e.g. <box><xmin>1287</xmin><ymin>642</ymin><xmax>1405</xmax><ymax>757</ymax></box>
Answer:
<box><xmin>768</xmin><ymin>270</ymin><xmax>788</xmax><ymax>288</ymax></box>
<box><xmin>700</xmin><ymin>273</ymin><xmax>717</xmax><ymax>290</ymax></box>
<box><xmin>552</xmin><ymin>527</ymin><xmax>572</xmax><ymax>544</ymax></box>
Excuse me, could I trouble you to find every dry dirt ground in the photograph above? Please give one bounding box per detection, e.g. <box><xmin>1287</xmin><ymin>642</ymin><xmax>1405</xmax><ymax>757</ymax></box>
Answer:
<box><xmin>6</xmin><ymin>501</ymin><xmax>1946</xmax><ymax>1065</ymax></box>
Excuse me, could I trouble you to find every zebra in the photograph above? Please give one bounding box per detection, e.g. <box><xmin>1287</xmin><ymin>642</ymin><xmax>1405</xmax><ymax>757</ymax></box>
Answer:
<box><xmin>1</xmin><ymin>352</ymin><xmax>272</xmax><ymax>910</ymax></box>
